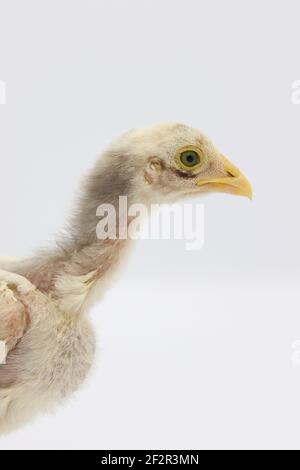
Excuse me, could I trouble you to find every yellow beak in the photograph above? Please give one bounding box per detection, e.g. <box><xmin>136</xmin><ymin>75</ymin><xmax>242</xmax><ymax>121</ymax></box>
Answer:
<box><xmin>196</xmin><ymin>155</ymin><xmax>253</xmax><ymax>200</ymax></box>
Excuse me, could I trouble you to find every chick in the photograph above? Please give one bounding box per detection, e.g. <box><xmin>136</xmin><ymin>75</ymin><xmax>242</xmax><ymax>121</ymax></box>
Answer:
<box><xmin>0</xmin><ymin>123</ymin><xmax>252</xmax><ymax>433</ymax></box>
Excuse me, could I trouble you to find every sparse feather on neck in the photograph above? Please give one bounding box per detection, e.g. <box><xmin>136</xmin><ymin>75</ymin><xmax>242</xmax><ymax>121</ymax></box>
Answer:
<box><xmin>18</xmin><ymin>150</ymin><xmax>136</xmax><ymax>314</ymax></box>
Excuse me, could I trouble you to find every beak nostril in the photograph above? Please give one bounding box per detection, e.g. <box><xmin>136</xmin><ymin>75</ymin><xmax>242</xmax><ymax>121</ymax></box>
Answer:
<box><xmin>226</xmin><ymin>170</ymin><xmax>236</xmax><ymax>178</ymax></box>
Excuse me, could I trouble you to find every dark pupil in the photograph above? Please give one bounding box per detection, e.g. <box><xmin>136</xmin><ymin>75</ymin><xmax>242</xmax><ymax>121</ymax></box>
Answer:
<box><xmin>186</xmin><ymin>154</ymin><xmax>195</xmax><ymax>164</ymax></box>
<box><xmin>181</xmin><ymin>151</ymin><xmax>199</xmax><ymax>167</ymax></box>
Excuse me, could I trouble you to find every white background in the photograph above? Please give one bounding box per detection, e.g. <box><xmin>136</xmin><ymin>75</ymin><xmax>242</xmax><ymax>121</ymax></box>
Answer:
<box><xmin>0</xmin><ymin>0</ymin><xmax>300</xmax><ymax>450</ymax></box>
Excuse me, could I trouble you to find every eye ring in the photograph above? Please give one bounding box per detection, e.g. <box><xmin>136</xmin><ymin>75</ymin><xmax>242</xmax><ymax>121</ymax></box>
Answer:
<box><xmin>176</xmin><ymin>146</ymin><xmax>203</xmax><ymax>171</ymax></box>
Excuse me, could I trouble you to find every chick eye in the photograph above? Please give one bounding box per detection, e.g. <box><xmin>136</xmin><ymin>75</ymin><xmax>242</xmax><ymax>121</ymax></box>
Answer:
<box><xmin>179</xmin><ymin>150</ymin><xmax>200</xmax><ymax>168</ymax></box>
